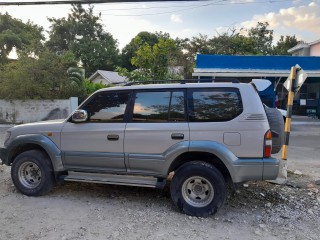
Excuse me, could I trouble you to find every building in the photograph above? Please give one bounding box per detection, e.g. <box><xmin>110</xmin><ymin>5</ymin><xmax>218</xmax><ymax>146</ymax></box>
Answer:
<box><xmin>89</xmin><ymin>70</ymin><xmax>127</xmax><ymax>85</ymax></box>
<box><xmin>193</xmin><ymin>54</ymin><xmax>320</xmax><ymax>116</ymax></box>
<box><xmin>288</xmin><ymin>39</ymin><xmax>320</xmax><ymax>56</ymax></box>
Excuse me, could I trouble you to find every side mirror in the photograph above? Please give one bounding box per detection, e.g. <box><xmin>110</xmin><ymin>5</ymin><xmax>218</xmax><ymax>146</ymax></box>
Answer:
<box><xmin>72</xmin><ymin>110</ymin><xmax>88</xmax><ymax>123</ymax></box>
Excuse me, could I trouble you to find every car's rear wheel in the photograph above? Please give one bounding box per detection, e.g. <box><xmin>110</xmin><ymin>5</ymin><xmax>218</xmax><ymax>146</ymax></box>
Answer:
<box><xmin>170</xmin><ymin>161</ymin><xmax>226</xmax><ymax>217</ymax></box>
<box><xmin>11</xmin><ymin>150</ymin><xmax>55</xmax><ymax>196</ymax></box>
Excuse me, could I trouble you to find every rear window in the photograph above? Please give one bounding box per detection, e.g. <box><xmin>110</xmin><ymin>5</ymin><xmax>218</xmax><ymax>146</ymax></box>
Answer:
<box><xmin>188</xmin><ymin>88</ymin><xmax>243</xmax><ymax>122</ymax></box>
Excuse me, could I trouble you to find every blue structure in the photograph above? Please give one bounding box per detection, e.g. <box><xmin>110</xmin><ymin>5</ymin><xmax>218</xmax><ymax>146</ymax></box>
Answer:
<box><xmin>195</xmin><ymin>55</ymin><xmax>320</xmax><ymax>72</ymax></box>
<box><xmin>193</xmin><ymin>54</ymin><xmax>320</xmax><ymax>115</ymax></box>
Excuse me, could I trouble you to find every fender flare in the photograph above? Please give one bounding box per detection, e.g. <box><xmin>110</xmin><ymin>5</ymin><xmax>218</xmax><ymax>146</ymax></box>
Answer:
<box><xmin>6</xmin><ymin>134</ymin><xmax>65</xmax><ymax>172</ymax></box>
<box><xmin>165</xmin><ymin>141</ymin><xmax>238</xmax><ymax>182</ymax></box>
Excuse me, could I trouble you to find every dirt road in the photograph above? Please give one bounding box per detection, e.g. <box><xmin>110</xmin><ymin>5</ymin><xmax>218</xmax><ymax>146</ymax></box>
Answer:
<box><xmin>0</xmin><ymin>119</ymin><xmax>319</xmax><ymax>240</ymax></box>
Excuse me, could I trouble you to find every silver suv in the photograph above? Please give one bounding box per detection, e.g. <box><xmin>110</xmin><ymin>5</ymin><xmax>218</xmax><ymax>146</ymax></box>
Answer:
<box><xmin>0</xmin><ymin>81</ymin><xmax>281</xmax><ymax>217</ymax></box>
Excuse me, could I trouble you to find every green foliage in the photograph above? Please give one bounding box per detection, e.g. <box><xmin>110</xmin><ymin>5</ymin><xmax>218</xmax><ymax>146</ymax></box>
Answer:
<box><xmin>248</xmin><ymin>22</ymin><xmax>273</xmax><ymax>55</ymax></box>
<box><xmin>0</xmin><ymin>13</ymin><xmax>44</xmax><ymax>64</ymax></box>
<box><xmin>273</xmin><ymin>35</ymin><xmax>299</xmax><ymax>55</ymax></box>
<box><xmin>116</xmin><ymin>66</ymin><xmax>151</xmax><ymax>82</ymax></box>
<box><xmin>46</xmin><ymin>4</ymin><xmax>120</xmax><ymax>77</ymax></box>
<box><xmin>0</xmin><ymin>50</ymin><xmax>85</xmax><ymax>99</ymax></box>
<box><xmin>209</xmin><ymin>32</ymin><xmax>256</xmax><ymax>55</ymax></box>
<box><xmin>67</xmin><ymin>67</ymin><xmax>85</xmax><ymax>86</ymax></box>
<box><xmin>174</xmin><ymin>22</ymin><xmax>275</xmax><ymax>77</ymax></box>
<box><xmin>121</xmin><ymin>31</ymin><xmax>159</xmax><ymax>71</ymax></box>
<box><xmin>83</xmin><ymin>80</ymin><xmax>109</xmax><ymax>96</ymax></box>
<box><xmin>118</xmin><ymin>37</ymin><xmax>181</xmax><ymax>81</ymax></box>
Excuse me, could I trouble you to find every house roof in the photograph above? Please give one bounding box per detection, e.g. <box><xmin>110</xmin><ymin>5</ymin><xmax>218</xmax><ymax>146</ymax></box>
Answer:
<box><xmin>89</xmin><ymin>70</ymin><xmax>127</xmax><ymax>84</ymax></box>
<box><xmin>287</xmin><ymin>39</ymin><xmax>320</xmax><ymax>53</ymax></box>
<box><xmin>309</xmin><ymin>39</ymin><xmax>320</xmax><ymax>46</ymax></box>
<box><xmin>193</xmin><ymin>54</ymin><xmax>320</xmax><ymax>78</ymax></box>
<box><xmin>288</xmin><ymin>42</ymin><xmax>310</xmax><ymax>53</ymax></box>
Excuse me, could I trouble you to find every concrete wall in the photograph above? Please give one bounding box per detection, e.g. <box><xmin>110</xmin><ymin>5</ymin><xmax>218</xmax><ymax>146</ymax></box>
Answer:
<box><xmin>310</xmin><ymin>42</ymin><xmax>320</xmax><ymax>56</ymax></box>
<box><xmin>0</xmin><ymin>97</ymin><xmax>78</xmax><ymax>124</ymax></box>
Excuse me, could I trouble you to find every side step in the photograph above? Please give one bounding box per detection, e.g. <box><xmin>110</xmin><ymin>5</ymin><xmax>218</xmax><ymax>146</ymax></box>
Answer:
<box><xmin>63</xmin><ymin>171</ymin><xmax>165</xmax><ymax>188</ymax></box>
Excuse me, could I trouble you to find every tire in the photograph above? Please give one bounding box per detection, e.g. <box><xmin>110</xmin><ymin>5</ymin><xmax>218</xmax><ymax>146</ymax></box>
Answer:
<box><xmin>170</xmin><ymin>161</ymin><xmax>226</xmax><ymax>217</ymax></box>
<box><xmin>11</xmin><ymin>150</ymin><xmax>55</xmax><ymax>196</ymax></box>
<box><xmin>265</xmin><ymin>108</ymin><xmax>285</xmax><ymax>154</ymax></box>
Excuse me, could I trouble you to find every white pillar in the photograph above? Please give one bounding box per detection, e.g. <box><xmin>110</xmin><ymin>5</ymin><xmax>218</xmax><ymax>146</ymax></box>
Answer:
<box><xmin>69</xmin><ymin>97</ymin><xmax>78</xmax><ymax>114</ymax></box>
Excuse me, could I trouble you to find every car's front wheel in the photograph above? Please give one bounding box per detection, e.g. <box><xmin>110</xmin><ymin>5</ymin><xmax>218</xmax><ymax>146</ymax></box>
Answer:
<box><xmin>170</xmin><ymin>161</ymin><xmax>226</xmax><ymax>217</ymax></box>
<box><xmin>11</xmin><ymin>150</ymin><xmax>55</xmax><ymax>196</ymax></box>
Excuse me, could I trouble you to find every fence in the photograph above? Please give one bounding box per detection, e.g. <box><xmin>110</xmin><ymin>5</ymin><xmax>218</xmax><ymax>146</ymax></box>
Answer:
<box><xmin>0</xmin><ymin>97</ymin><xmax>78</xmax><ymax>124</ymax></box>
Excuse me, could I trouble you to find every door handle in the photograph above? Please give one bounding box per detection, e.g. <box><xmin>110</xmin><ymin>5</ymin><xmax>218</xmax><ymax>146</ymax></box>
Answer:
<box><xmin>107</xmin><ymin>134</ymin><xmax>119</xmax><ymax>141</ymax></box>
<box><xmin>171</xmin><ymin>133</ymin><xmax>184</xmax><ymax>140</ymax></box>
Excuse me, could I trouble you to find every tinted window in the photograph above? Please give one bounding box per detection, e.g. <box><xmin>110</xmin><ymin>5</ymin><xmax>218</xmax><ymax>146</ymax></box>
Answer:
<box><xmin>188</xmin><ymin>89</ymin><xmax>243</xmax><ymax>122</ymax></box>
<box><xmin>83</xmin><ymin>91</ymin><xmax>130</xmax><ymax>122</ymax></box>
<box><xmin>133</xmin><ymin>91</ymin><xmax>185</xmax><ymax>122</ymax></box>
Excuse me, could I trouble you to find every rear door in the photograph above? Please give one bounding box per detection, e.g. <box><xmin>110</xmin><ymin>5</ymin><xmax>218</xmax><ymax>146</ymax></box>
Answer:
<box><xmin>124</xmin><ymin>89</ymin><xmax>189</xmax><ymax>176</ymax></box>
<box><xmin>187</xmin><ymin>88</ymin><xmax>248</xmax><ymax>156</ymax></box>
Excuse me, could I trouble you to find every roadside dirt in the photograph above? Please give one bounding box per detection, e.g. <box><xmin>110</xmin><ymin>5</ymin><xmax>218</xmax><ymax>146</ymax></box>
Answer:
<box><xmin>0</xmin><ymin>124</ymin><xmax>320</xmax><ymax>240</ymax></box>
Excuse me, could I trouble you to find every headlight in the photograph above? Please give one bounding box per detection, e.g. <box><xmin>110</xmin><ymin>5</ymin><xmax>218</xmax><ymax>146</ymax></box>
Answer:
<box><xmin>3</xmin><ymin>131</ymin><xmax>11</xmax><ymax>147</ymax></box>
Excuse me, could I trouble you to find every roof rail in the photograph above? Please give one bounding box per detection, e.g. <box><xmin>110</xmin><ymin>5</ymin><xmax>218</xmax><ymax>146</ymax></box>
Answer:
<box><xmin>123</xmin><ymin>78</ymin><xmax>240</xmax><ymax>86</ymax></box>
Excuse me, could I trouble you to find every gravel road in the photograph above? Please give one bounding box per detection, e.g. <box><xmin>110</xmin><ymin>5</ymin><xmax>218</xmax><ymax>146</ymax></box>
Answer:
<box><xmin>0</xmin><ymin>123</ymin><xmax>319</xmax><ymax>240</ymax></box>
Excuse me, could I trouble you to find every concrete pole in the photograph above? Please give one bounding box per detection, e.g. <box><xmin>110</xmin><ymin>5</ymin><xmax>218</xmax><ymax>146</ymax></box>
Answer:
<box><xmin>282</xmin><ymin>66</ymin><xmax>296</xmax><ymax>160</ymax></box>
<box><xmin>274</xmin><ymin>66</ymin><xmax>296</xmax><ymax>184</ymax></box>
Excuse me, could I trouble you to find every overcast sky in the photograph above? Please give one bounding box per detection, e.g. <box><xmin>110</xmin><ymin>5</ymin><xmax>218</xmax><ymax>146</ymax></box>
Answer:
<box><xmin>1</xmin><ymin>0</ymin><xmax>319</xmax><ymax>50</ymax></box>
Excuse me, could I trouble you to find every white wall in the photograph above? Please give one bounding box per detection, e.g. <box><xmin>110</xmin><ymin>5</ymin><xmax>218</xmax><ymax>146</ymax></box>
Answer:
<box><xmin>0</xmin><ymin>98</ymin><xmax>78</xmax><ymax>124</ymax></box>
<box><xmin>310</xmin><ymin>43</ymin><xmax>320</xmax><ymax>56</ymax></box>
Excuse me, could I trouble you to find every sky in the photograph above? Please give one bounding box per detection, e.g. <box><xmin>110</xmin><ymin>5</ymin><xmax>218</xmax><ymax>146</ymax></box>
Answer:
<box><xmin>0</xmin><ymin>0</ymin><xmax>320</xmax><ymax>50</ymax></box>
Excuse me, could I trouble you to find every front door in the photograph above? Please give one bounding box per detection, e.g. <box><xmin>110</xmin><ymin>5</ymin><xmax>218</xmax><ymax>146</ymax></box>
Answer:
<box><xmin>61</xmin><ymin>91</ymin><xmax>130</xmax><ymax>173</ymax></box>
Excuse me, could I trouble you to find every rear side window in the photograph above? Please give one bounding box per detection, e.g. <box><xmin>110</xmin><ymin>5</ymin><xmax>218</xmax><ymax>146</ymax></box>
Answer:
<box><xmin>132</xmin><ymin>91</ymin><xmax>185</xmax><ymax>122</ymax></box>
<box><xmin>188</xmin><ymin>88</ymin><xmax>243</xmax><ymax>122</ymax></box>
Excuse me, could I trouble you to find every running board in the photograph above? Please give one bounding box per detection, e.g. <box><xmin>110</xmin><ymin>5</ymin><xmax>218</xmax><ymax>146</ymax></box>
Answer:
<box><xmin>63</xmin><ymin>171</ymin><xmax>165</xmax><ymax>188</ymax></box>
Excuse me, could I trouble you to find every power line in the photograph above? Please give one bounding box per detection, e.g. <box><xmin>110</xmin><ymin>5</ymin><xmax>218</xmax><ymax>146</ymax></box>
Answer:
<box><xmin>99</xmin><ymin>1</ymin><xmax>222</xmax><ymax>15</ymax></box>
<box><xmin>0</xmin><ymin>0</ymin><xmax>203</xmax><ymax>6</ymax></box>
<box><xmin>94</xmin><ymin>0</ymin><xmax>294</xmax><ymax>16</ymax></box>
<box><xmin>0</xmin><ymin>0</ymin><xmax>301</xmax><ymax>17</ymax></box>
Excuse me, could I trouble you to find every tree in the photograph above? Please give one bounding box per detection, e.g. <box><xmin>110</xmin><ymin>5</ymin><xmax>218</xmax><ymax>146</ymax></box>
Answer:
<box><xmin>46</xmin><ymin>4</ymin><xmax>120</xmax><ymax>77</ymax></box>
<box><xmin>0</xmin><ymin>13</ymin><xmax>44</xmax><ymax>64</ymax></box>
<box><xmin>248</xmin><ymin>22</ymin><xmax>273</xmax><ymax>55</ymax></box>
<box><xmin>173</xmin><ymin>34</ymin><xmax>212</xmax><ymax>79</ymax></box>
<box><xmin>174</xmin><ymin>30</ymin><xmax>257</xmax><ymax>78</ymax></box>
<box><xmin>0</xmin><ymin>50</ymin><xmax>85</xmax><ymax>99</ymax></box>
<box><xmin>209</xmin><ymin>29</ymin><xmax>256</xmax><ymax>55</ymax></box>
<box><xmin>121</xmin><ymin>31</ymin><xmax>160</xmax><ymax>71</ymax></box>
<box><xmin>118</xmin><ymin>37</ymin><xmax>180</xmax><ymax>81</ymax></box>
<box><xmin>273</xmin><ymin>35</ymin><xmax>299</xmax><ymax>55</ymax></box>
<box><xmin>67</xmin><ymin>67</ymin><xmax>85</xmax><ymax>87</ymax></box>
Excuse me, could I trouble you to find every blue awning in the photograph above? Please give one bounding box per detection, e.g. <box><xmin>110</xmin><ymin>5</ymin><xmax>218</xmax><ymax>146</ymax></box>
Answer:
<box><xmin>193</xmin><ymin>54</ymin><xmax>320</xmax><ymax>78</ymax></box>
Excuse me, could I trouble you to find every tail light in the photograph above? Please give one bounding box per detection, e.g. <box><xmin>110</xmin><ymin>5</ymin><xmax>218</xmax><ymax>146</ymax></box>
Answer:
<box><xmin>264</xmin><ymin>130</ymin><xmax>272</xmax><ymax>158</ymax></box>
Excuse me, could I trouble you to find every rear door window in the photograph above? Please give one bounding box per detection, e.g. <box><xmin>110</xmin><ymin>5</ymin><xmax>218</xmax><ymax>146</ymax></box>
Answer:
<box><xmin>132</xmin><ymin>91</ymin><xmax>185</xmax><ymax>122</ymax></box>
